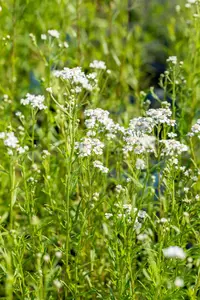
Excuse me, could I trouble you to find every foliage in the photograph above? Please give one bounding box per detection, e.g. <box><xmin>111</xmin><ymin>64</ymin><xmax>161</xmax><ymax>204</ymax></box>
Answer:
<box><xmin>0</xmin><ymin>0</ymin><xmax>200</xmax><ymax>299</ymax></box>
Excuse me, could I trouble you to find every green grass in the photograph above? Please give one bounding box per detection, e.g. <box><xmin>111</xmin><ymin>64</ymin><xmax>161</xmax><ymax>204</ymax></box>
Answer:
<box><xmin>0</xmin><ymin>0</ymin><xmax>200</xmax><ymax>299</ymax></box>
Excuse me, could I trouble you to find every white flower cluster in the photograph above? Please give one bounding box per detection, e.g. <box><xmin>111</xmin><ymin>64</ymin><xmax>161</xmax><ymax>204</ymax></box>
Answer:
<box><xmin>135</xmin><ymin>158</ymin><xmax>146</xmax><ymax>170</ymax></box>
<box><xmin>93</xmin><ymin>160</ymin><xmax>109</xmax><ymax>174</ymax></box>
<box><xmin>163</xmin><ymin>246</ymin><xmax>186</xmax><ymax>259</ymax></box>
<box><xmin>41</xmin><ymin>29</ymin><xmax>60</xmax><ymax>39</ymax></box>
<box><xmin>105</xmin><ymin>205</ymin><xmax>147</xmax><ymax>231</ymax></box>
<box><xmin>123</xmin><ymin>107</ymin><xmax>176</xmax><ymax>155</ymax></box>
<box><xmin>168</xmin><ymin>132</ymin><xmax>177</xmax><ymax>138</ymax></box>
<box><xmin>0</xmin><ymin>132</ymin><xmax>28</xmax><ymax>154</ymax></box>
<box><xmin>188</xmin><ymin>119</ymin><xmax>200</xmax><ymax>137</ymax></box>
<box><xmin>2</xmin><ymin>132</ymin><xmax>18</xmax><ymax>148</ymax></box>
<box><xmin>160</xmin><ymin>139</ymin><xmax>188</xmax><ymax>157</ymax></box>
<box><xmin>146</xmin><ymin>108</ymin><xmax>175</xmax><ymax>126</ymax></box>
<box><xmin>42</xmin><ymin>150</ymin><xmax>50</xmax><ymax>159</ymax></box>
<box><xmin>115</xmin><ymin>184</ymin><xmax>125</xmax><ymax>194</ymax></box>
<box><xmin>53</xmin><ymin>279</ymin><xmax>62</xmax><ymax>289</ymax></box>
<box><xmin>167</xmin><ymin>56</ymin><xmax>178</xmax><ymax>65</ymax></box>
<box><xmin>54</xmin><ymin>67</ymin><xmax>95</xmax><ymax>91</ymax></box>
<box><xmin>48</xmin><ymin>29</ymin><xmax>60</xmax><ymax>39</ymax></box>
<box><xmin>137</xmin><ymin>233</ymin><xmax>149</xmax><ymax>241</ymax></box>
<box><xmin>84</xmin><ymin>108</ymin><xmax>124</xmax><ymax>138</ymax></box>
<box><xmin>89</xmin><ymin>60</ymin><xmax>106</xmax><ymax>70</ymax></box>
<box><xmin>129</xmin><ymin>117</ymin><xmax>154</xmax><ymax>134</ymax></box>
<box><xmin>129</xmin><ymin>108</ymin><xmax>174</xmax><ymax>136</ymax></box>
<box><xmin>123</xmin><ymin>133</ymin><xmax>156</xmax><ymax>155</ymax></box>
<box><xmin>75</xmin><ymin>137</ymin><xmax>104</xmax><ymax>157</ymax></box>
<box><xmin>20</xmin><ymin>93</ymin><xmax>47</xmax><ymax>110</ymax></box>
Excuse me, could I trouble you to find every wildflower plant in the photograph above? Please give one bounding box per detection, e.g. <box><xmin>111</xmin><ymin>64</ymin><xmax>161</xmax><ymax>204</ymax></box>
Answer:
<box><xmin>1</xmin><ymin>0</ymin><xmax>200</xmax><ymax>299</ymax></box>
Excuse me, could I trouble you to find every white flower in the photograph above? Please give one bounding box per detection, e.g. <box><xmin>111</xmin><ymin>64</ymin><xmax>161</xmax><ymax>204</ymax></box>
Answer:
<box><xmin>41</xmin><ymin>34</ymin><xmax>47</xmax><ymax>40</ymax></box>
<box><xmin>29</xmin><ymin>33</ymin><xmax>36</xmax><ymax>42</ymax></box>
<box><xmin>63</xmin><ymin>41</ymin><xmax>69</xmax><ymax>48</ymax></box>
<box><xmin>42</xmin><ymin>150</ymin><xmax>50</xmax><ymax>158</ymax></box>
<box><xmin>93</xmin><ymin>192</ymin><xmax>100</xmax><ymax>200</ymax></box>
<box><xmin>48</xmin><ymin>29</ymin><xmax>60</xmax><ymax>39</ymax></box>
<box><xmin>84</xmin><ymin>108</ymin><xmax>124</xmax><ymax>137</ymax></box>
<box><xmin>175</xmin><ymin>5</ymin><xmax>181</xmax><ymax>13</ymax></box>
<box><xmin>138</xmin><ymin>210</ymin><xmax>147</xmax><ymax>218</ymax></box>
<box><xmin>160</xmin><ymin>218</ymin><xmax>168</xmax><ymax>223</ymax></box>
<box><xmin>0</xmin><ymin>132</ymin><xmax>5</xmax><ymax>139</ymax></box>
<box><xmin>160</xmin><ymin>139</ymin><xmax>188</xmax><ymax>157</ymax></box>
<box><xmin>74</xmin><ymin>86</ymin><xmax>82</xmax><ymax>94</ymax></box>
<box><xmin>136</xmin><ymin>158</ymin><xmax>145</xmax><ymax>170</ymax></box>
<box><xmin>167</xmin><ymin>56</ymin><xmax>177</xmax><ymax>65</ymax></box>
<box><xmin>87</xmin><ymin>72</ymin><xmax>97</xmax><ymax>80</ymax></box>
<box><xmin>7</xmin><ymin>149</ymin><xmax>13</xmax><ymax>156</ymax></box>
<box><xmin>115</xmin><ymin>185</ymin><xmax>125</xmax><ymax>194</ymax></box>
<box><xmin>43</xmin><ymin>254</ymin><xmax>50</xmax><ymax>262</ymax></box>
<box><xmin>105</xmin><ymin>213</ymin><xmax>113</xmax><ymax>219</ymax></box>
<box><xmin>53</xmin><ymin>279</ymin><xmax>62</xmax><ymax>289</ymax></box>
<box><xmin>54</xmin><ymin>67</ymin><xmax>94</xmax><ymax>91</ymax></box>
<box><xmin>4</xmin><ymin>132</ymin><xmax>19</xmax><ymax>148</ymax></box>
<box><xmin>17</xmin><ymin>146</ymin><xmax>29</xmax><ymax>154</ymax></box>
<box><xmin>46</xmin><ymin>87</ymin><xmax>52</xmax><ymax>93</ymax></box>
<box><xmin>183</xmin><ymin>211</ymin><xmax>189</xmax><ymax>217</ymax></box>
<box><xmin>163</xmin><ymin>246</ymin><xmax>186</xmax><ymax>259</ymax></box>
<box><xmin>188</xmin><ymin>119</ymin><xmax>200</xmax><ymax>137</ymax></box>
<box><xmin>129</xmin><ymin>117</ymin><xmax>154</xmax><ymax>134</ymax></box>
<box><xmin>123</xmin><ymin>133</ymin><xmax>156</xmax><ymax>155</ymax></box>
<box><xmin>134</xmin><ymin>221</ymin><xmax>142</xmax><ymax>231</ymax></box>
<box><xmin>146</xmin><ymin>108</ymin><xmax>173</xmax><ymax>126</ymax></box>
<box><xmin>168</xmin><ymin>132</ymin><xmax>177</xmax><ymax>138</ymax></box>
<box><xmin>20</xmin><ymin>93</ymin><xmax>47</xmax><ymax>110</ymax></box>
<box><xmin>90</xmin><ymin>60</ymin><xmax>106</xmax><ymax>70</ymax></box>
<box><xmin>75</xmin><ymin>137</ymin><xmax>104</xmax><ymax>157</ymax></box>
<box><xmin>123</xmin><ymin>204</ymin><xmax>132</xmax><ymax>214</ymax></box>
<box><xmin>137</xmin><ymin>233</ymin><xmax>148</xmax><ymax>241</ymax></box>
<box><xmin>55</xmin><ymin>251</ymin><xmax>62</xmax><ymax>259</ymax></box>
<box><xmin>93</xmin><ymin>160</ymin><xmax>109</xmax><ymax>174</ymax></box>
<box><xmin>174</xmin><ymin>277</ymin><xmax>184</xmax><ymax>287</ymax></box>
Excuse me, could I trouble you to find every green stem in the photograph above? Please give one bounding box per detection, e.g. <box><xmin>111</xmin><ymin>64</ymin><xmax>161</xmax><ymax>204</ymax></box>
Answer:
<box><xmin>9</xmin><ymin>159</ymin><xmax>16</xmax><ymax>230</ymax></box>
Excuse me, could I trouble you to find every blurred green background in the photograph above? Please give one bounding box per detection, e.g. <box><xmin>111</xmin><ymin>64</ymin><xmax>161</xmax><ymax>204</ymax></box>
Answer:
<box><xmin>0</xmin><ymin>0</ymin><xmax>185</xmax><ymax>114</ymax></box>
